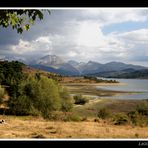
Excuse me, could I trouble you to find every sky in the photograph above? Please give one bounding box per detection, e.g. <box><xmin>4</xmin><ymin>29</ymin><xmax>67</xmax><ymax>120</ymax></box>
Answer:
<box><xmin>0</xmin><ymin>8</ymin><xmax>148</xmax><ymax>66</ymax></box>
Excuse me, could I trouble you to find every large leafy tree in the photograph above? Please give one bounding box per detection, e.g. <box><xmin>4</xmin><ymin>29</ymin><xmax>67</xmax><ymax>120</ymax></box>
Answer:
<box><xmin>0</xmin><ymin>10</ymin><xmax>50</xmax><ymax>33</ymax></box>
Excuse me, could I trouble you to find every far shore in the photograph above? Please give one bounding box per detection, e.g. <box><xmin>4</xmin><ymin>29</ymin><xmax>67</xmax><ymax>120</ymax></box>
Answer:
<box><xmin>61</xmin><ymin>82</ymin><xmax>130</xmax><ymax>97</ymax></box>
<box><xmin>61</xmin><ymin>82</ymin><xmax>126</xmax><ymax>86</ymax></box>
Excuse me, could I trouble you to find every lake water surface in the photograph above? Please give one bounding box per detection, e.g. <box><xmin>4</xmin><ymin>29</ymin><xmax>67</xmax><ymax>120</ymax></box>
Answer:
<box><xmin>96</xmin><ymin>78</ymin><xmax>148</xmax><ymax>100</ymax></box>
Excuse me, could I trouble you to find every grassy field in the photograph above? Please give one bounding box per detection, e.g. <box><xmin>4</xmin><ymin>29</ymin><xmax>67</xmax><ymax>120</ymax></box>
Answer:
<box><xmin>0</xmin><ymin>97</ymin><xmax>147</xmax><ymax>138</ymax></box>
<box><xmin>0</xmin><ymin>77</ymin><xmax>147</xmax><ymax>139</ymax></box>
<box><xmin>0</xmin><ymin>115</ymin><xmax>148</xmax><ymax>138</ymax></box>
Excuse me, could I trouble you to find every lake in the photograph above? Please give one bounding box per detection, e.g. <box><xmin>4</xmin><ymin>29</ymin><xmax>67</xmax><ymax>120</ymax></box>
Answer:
<box><xmin>96</xmin><ymin>78</ymin><xmax>148</xmax><ymax>100</ymax></box>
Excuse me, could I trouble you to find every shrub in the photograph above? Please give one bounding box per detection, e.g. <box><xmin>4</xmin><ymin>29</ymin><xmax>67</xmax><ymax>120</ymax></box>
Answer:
<box><xmin>135</xmin><ymin>133</ymin><xmax>139</xmax><ymax>138</ymax></box>
<box><xmin>94</xmin><ymin>118</ymin><xmax>100</xmax><ymax>122</ymax></box>
<box><xmin>0</xmin><ymin>85</ymin><xmax>5</xmax><ymax>103</ymax></box>
<box><xmin>113</xmin><ymin>113</ymin><xmax>129</xmax><ymax>125</ymax></box>
<box><xmin>128</xmin><ymin>110</ymin><xmax>148</xmax><ymax>126</ymax></box>
<box><xmin>73</xmin><ymin>95</ymin><xmax>89</xmax><ymax>105</ymax></box>
<box><xmin>0</xmin><ymin>61</ymin><xmax>26</xmax><ymax>103</ymax></box>
<box><xmin>97</xmin><ymin>108</ymin><xmax>111</xmax><ymax>119</ymax></box>
<box><xmin>136</xmin><ymin>100</ymin><xmax>148</xmax><ymax>115</ymax></box>
<box><xmin>127</xmin><ymin>111</ymin><xmax>140</xmax><ymax>125</ymax></box>
<box><xmin>60</xmin><ymin>87</ymin><xmax>73</xmax><ymax>112</ymax></box>
<box><xmin>8</xmin><ymin>76</ymin><xmax>61</xmax><ymax>118</ymax></box>
<box><xmin>8</xmin><ymin>75</ymin><xmax>74</xmax><ymax>119</ymax></box>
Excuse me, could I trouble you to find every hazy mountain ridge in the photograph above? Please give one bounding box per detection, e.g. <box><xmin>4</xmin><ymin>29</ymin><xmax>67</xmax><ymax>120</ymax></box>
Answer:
<box><xmin>30</xmin><ymin>55</ymin><xmax>80</xmax><ymax>75</ymax></box>
<box><xmin>36</xmin><ymin>55</ymin><xmax>65</xmax><ymax>67</ymax></box>
<box><xmin>1</xmin><ymin>54</ymin><xmax>148</xmax><ymax>77</ymax></box>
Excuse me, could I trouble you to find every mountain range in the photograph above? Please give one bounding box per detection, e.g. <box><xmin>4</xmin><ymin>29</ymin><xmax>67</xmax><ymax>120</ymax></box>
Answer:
<box><xmin>1</xmin><ymin>55</ymin><xmax>148</xmax><ymax>77</ymax></box>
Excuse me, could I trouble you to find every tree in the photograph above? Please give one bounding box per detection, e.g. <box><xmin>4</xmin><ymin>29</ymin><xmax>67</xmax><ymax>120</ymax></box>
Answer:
<box><xmin>59</xmin><ymin>87</ymin><xmax>73</xmax><ymax>112</ymax></box>
<box><xmin>0</xmin><ymin>61</ymin><xmax>26</xmax><ymax>98</ymax></box>
<box><xmin>0</xmin><ymin>85</ymin><xmax>5</xmax><ymax>104</ymax></box>
<box><xmin>0</xmin><ymin>10</ymin><xmax>50</xmax><ymax>33</ymax></box>
<box><xmin>8</xmin><ymin>76</ymin><xmax>61</xmax><ymax>117</ymax></box>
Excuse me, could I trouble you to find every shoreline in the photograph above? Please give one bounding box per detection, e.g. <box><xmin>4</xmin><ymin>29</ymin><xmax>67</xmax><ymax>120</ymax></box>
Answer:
<box><xmin>61</xmin><ymin>82</ymin><xmax>126</xmax><ymax>86</ymax></box>
<box><xmin>62</xmin><ymin>82</ymin><xmax>130</xmax><ymax>97</ymax></box>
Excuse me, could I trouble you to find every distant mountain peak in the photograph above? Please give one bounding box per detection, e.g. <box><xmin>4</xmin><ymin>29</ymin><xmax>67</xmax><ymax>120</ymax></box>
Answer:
<box><xmin>106</xmin><ymin>61</ymin><xmax>124</xmax><ymax>64</ymax></box>
<box><xmin>37</xmin><ymin>55</ymin><xmax>65</xmax><ymax>66</ymax></box>
<box><xmin>87</xmin><ymin>60</ymin><xmax>100</xmax><ymax>64</ymax></box>
<box><xmin>3</xmin><ymin>54</ymin><xmax>148</xmax><ymax>76</ymax></box>
<box><xmin>67</xmin><ymin>60</ymin><xmax>79</xmax><ymax>66</ymax></box>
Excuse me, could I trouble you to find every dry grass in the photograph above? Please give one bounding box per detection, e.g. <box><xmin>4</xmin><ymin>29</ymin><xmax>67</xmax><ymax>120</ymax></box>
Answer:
<box><xmin>60</xmin><ymin>77</ymin><xmax>95</xmax><ymax>83</ymax></box>
<box><xmin>0</xmin><ymin>115</ymin><xmax>147</xmax><ymax>139</ymax></box>
<box><xmin>60</xmin><ymin>76</ymin><xmax>126</xmax><ymax>85</ymax></box>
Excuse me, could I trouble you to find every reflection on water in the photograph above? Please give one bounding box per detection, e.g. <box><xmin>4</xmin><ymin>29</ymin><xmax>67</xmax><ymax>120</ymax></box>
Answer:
<box><xmin>96</xmin><ymin>78</ymin><xmax>148</xmax><ymax>100</ymax></box>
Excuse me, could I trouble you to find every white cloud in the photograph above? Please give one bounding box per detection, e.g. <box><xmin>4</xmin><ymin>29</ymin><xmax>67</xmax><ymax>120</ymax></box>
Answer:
<box><xmin>11</xmin><ymin>36</ymin><xmax>53</xmax><ymax>57</ymax></box>
<box><xmin>108</xmin><ymin>28</ymin><xmax>148</xmax><ymax>63</ymax></box>
<box><xmin>4</xmin><ymin>9</ymin><xmax>148</xmax><ymax>66</ymax></box>
<box><xmin>82</xmin><ymin>9</ymin><xmax>148</xmax><ymax>26</ymax></box>
<box><xmin>117</xmin><ymin>29</ymin><xmax>148</xmax><ymax>43</ymax></box>
<box><xmin>76</xmin><ymin>21</ymin><xmax>106</xmax><ymax>47</ymax></box>
<box><xmin>11</xmin><ymin>22</ymin><xmax>148</xmax><ymax>65</ymax></box>
<box><xmin>11</xmin><ymin>39</ymin><xmax>34</xmax><ymax>54</ymax></box>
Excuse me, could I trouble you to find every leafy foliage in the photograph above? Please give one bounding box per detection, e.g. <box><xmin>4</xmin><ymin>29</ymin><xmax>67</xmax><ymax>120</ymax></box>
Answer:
<box><xmin>0</xmin><ymin>10</ymin><xmax>50</xmax><ymax>33</ymax></box>
<box><xmin>7</xmin><ymin>74</ymin><xmax>73</xmax><ymax>118</ymax></box>
<box><xmin>73</xmin><ymin>95</ymin><xmax>89</xmax><ymax>105</ymax></box>
<box><xmin>0</xmin><ymin>85</ymin><xmax>5</xmax><ymax>103</ymax></box>
<box><xmin>8</xmin><ymin>76</ymin><xmax>61</xmax><ymax>117</ymax></box>
<box><xmin>59</xmin><ymin>87</ymin><xmax>73</xmax><ymax>112</ymax></box>
<box><xmin>0</xmin><ymin>61</ymin><xmax>25</xmax><ymax>98</ymax></box>
<box><xmin>0</xmin><ymin>61</ymin><xmax>25</xmax><ymax>85</ymax></box>
<box><xmin>136</xmin><ymin>100</ymin><xmax>148</xmax><ymax>115</ymax></box>
<box><xmin>127</xmin><ymin>111</ymin><xmax>141</xmax><ymax>126</ymax></box>
<box><xmin>97</xmin><ymin>108</ymin><xmax>111</xmax><ymax>119</ymax></box>
<box><xmin>113</xmin><ymin>113</ymin><xmax>129</xmax><ymax>125</ymax></box>
<box><xmin>0</xmin><ymin>61</ymin><xmax>73</xmax><ymax>118</ymax></box>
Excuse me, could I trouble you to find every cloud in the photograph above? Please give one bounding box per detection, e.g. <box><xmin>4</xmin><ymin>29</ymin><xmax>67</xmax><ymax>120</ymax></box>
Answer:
<box><xmin>10</xmin><ymin>36</ymin><xmax>53</xmax><ymax>60</ymax></box>
<box><xmin>117</xmin><ymin>29</ymin><xmax>148</xmax><ymax>43</ymax></box>
<box><xmin>108</xmin><ymin>29</ymin><xmax>148</xmax><ymax>63</ymax></box>
<box><xmin>1</xmin><ymin>9</ymin><xmax>148</xmax><ymax>66</ymax></box>
<box><xmin>82</xmin><ymin>9</ymin><xmax>148</xmax><ymax>26</ymax></box>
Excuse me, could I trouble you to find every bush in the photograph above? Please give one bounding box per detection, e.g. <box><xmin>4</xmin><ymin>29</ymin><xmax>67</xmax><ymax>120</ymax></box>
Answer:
<box><xmin>128</xmin><ymin>110</ymin><xmax>148</xmax><ymax>126</ymax></box>
<box><xmin>8</xmin><ymin>76</ymin><xmax>61</xmax><ymax>118</ymax></box>
<box><xmin>60</xmin><ymin>88</ymin><xmax>73</xmax><ymax>112</ymax></box>
<box><xmin>73</xmin><ymin>95</ymin><xmax>89</xmax><ymax>105</ymax></box>
<box><xmin>113</xmin><ymin>113</ymin><xmax>129</xmax><ymax>125</ymax></box>
<box><xmin>97</xmin><ymin>108</ymin><xmax>111</xmax><ymax>119</ymax></box>
<box><xmin>0</xmin><ymin>61</ymin><xmax>25</xmax><ymax>86</ymax></box>
<box><xmin>136</xmin><ymin>100</ymin><xmax>148</xmax><ymax>115</ymax></box>
<box><xmin>0</xmin><ymin>85</ymin><xmax>5</xmax><ymax>103</ymax></box>
<box><xmin>127</xmin><ymin>111</ymin><xmax>140</xmax><ymax>125</ymax></box>
<box><xmin>8</xmin><ymin>75</ymin><xmax>74</xmax><ymax>119</ymax></box>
